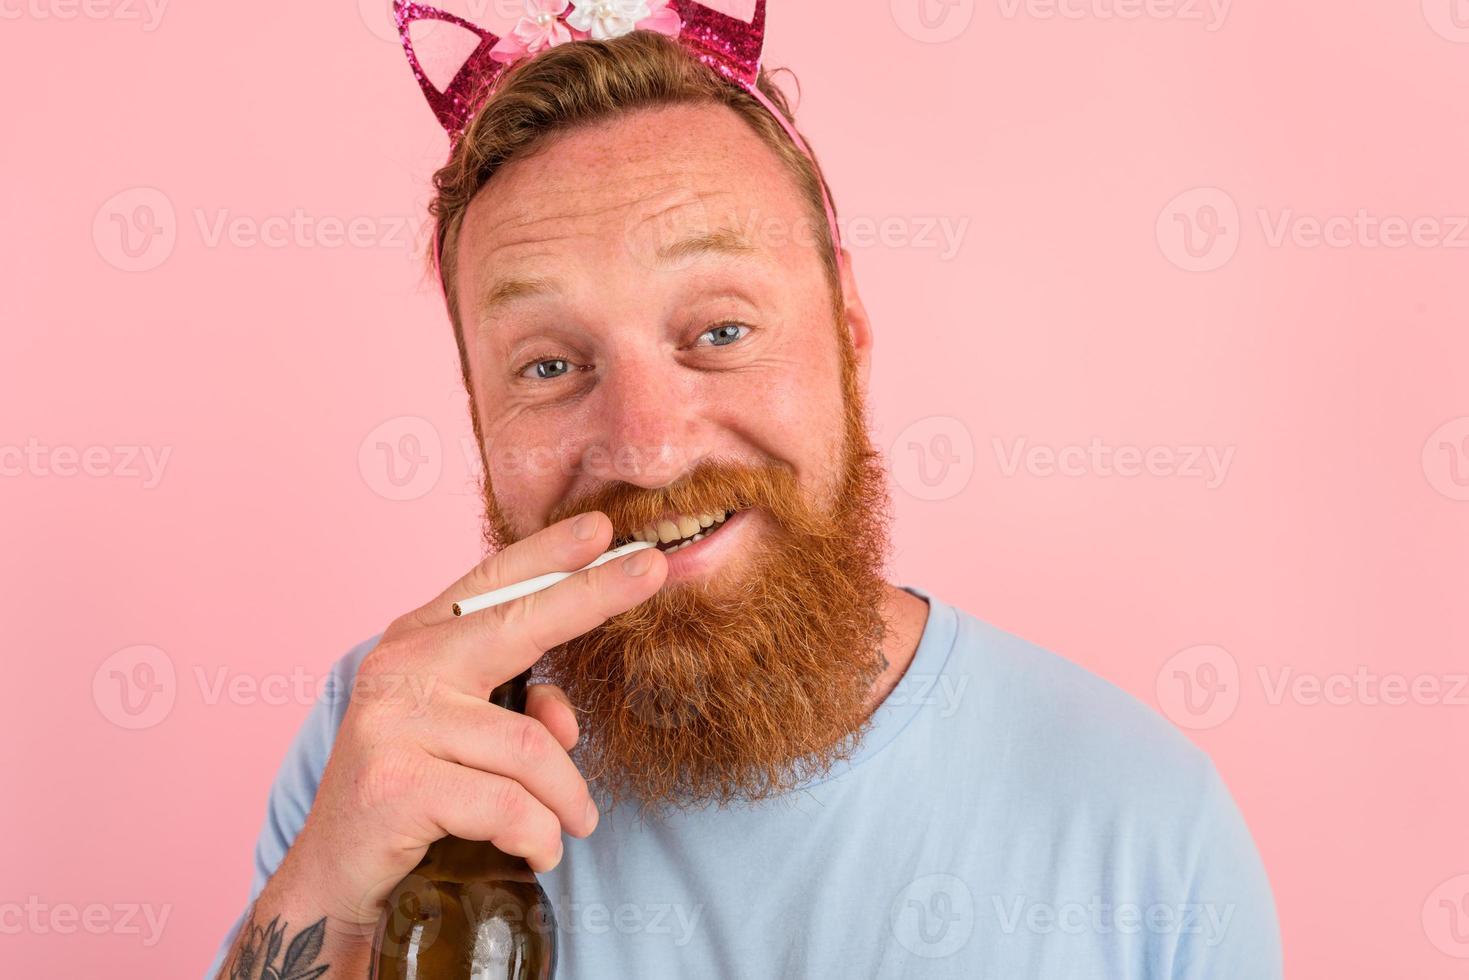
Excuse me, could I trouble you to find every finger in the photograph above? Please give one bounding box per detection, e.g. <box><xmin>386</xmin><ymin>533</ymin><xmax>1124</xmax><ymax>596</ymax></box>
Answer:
<box><xmin>406</xmin><ymin>512</ymin><xmax>616</xmax><ymax>630</ymax></box>
<box><xmin>526</xmin><ymin>683</ymin><xmax>579</xmax><ymax>752</ymax></box>
<box><xmin>425</xmin><ymin>693</ymin><xmax>598</xmax><ymax>839</ymax></box>
<box><xmin>408</xmin><ymin>544</ymin><xmax>668</xmax><ymax>697</ymax></box>
<box><xmin>419</xmin><ymin>758</ymin><xmax>566</xmax><ymax>873</ymax></box>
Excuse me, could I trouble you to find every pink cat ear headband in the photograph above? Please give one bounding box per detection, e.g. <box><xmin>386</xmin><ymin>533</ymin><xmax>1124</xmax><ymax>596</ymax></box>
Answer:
<box><xmin>392</xmin><ymin>0</ymin><xmax>843</xmax><ymax>267</ymax></box>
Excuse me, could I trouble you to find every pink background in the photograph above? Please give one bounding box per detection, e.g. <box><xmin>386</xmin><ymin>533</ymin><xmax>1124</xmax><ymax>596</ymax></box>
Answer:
<box><xmin>4</xmin><ymin>0</ymin><xmax>1468</xmax><ymax>975</ymax></box>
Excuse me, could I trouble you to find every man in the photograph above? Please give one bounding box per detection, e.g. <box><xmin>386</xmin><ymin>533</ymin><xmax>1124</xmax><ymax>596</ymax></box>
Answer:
<box><xmin>209</xmin><ymin>9</ymin><xmax>1281</xmax><ymax>978</ymax></box>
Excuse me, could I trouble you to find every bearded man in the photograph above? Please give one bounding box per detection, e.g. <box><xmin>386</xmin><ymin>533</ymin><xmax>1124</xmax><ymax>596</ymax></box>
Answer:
<box><xmin>209</xmin><ymin>6</ymin><xmax>1281</xmax><ymax>978</ymax></box>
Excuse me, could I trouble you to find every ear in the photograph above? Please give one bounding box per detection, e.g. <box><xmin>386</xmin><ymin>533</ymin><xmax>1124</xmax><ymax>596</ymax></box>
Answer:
<box><xmin>836</xmin><ymin>247</ymin><xmax>874</xmax><ymax>392</ymax></box>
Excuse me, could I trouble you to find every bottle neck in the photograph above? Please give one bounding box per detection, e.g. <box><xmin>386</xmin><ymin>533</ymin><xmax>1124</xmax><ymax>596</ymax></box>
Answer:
<box><xmin>488</xmin><ymin>671</ymin><xmax>529</xmax><ymax>714</ymax></box>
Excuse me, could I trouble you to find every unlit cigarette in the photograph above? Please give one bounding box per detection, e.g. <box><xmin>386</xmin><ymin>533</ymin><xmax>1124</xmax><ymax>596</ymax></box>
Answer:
<box><xmin>451</xmin><ymin>540</ymin><xmax>657</xmax><ymax>618</ymax></box>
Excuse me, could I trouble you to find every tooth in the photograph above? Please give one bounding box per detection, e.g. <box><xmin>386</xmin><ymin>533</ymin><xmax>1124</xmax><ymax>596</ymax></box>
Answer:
<box><xmin>656</xmin><ymin>519</ymin><xmax>680</xmax><ymax>543</ymax></box>
<box><xmin>691</xmin><ymin>532</ymin><xmax>704</xmax><ymax>542</ymax></box>
<box><xmin>698</xmin><ymin>512</ymin><xmax>714</xmax><ymax>527</ymax></box>
<box><xmin>641</xmin><ymin>523</ymin><xmax>657</xmax><ymax>542</ymax></box>
<box><xmin>676</xmin><ymin>514</ymin><xmax>700</xmax><ymax>538</ymax></box>
<box><xmin>714</xmin><ymin>511</ymin><xmax>727</xmax><ymax>523</ymax></box>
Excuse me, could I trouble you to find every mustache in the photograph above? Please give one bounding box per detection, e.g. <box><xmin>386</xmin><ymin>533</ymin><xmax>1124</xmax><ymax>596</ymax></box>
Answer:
<box><xmin>544</xmin><ymin>457</ymin><xmax>827</xmax><ymax>543</ymax></box>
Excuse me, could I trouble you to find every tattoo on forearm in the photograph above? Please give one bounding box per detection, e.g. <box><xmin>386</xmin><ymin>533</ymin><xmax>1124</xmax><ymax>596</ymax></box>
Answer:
<box><xmin>226</xmin><ymin>909</ymin><xmax>329</xmax><ymax>980</ymax></box>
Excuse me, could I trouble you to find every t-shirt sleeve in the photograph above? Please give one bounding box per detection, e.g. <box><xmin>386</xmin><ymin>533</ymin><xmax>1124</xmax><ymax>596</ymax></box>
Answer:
<box><xmin>202</xmin><ymin>638</ymin><xmax>375</xmax><ymax>979</ymax></box>
<box><xmin>1170</xmin><ymin>761</ymin><xmax>1283</xmax><ymax>980</ymax></box>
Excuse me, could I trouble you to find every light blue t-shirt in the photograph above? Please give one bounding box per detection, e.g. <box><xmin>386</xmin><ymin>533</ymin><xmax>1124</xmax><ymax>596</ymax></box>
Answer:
<box><xmin>208</xmin><ymin>585</ymin><xmax>1281</xmax><ymax>979</ymax></box>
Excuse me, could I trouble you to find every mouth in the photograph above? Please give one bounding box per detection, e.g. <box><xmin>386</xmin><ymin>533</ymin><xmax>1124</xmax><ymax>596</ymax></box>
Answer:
<box><xmin>612</xmin><ymin>508</ymin><xmax>741</xmax><ymax>555</ymax></box>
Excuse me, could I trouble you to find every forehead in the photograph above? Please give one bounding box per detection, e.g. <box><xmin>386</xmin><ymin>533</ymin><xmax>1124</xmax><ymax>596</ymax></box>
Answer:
<box><xmin>453</xmin><ymin>102</ymin><xmax>820</xmax><ymax>318</ymax></box>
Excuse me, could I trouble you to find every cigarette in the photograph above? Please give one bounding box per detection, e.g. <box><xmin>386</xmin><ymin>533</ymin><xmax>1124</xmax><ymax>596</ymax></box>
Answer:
<box><xmin>451</xmin><ymin>540</ymin><xmax>657</xmax><ymax>618</ymax></box>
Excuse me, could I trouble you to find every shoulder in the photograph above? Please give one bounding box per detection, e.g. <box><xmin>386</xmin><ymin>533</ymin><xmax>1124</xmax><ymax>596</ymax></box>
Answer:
<box><xmin>911</xmin><ymin>591</ymin><xmax>1258</xmax><ymax>875</ymax></box>
<box><xmin>925</xmin><ymin>595</ymin><xmax>1282</xmax><ymax>975</ymax></box>
<box><xmin>938</xmin><ymin>598</ymin><xmax>1218</xmax><ymax>806</ymax></box>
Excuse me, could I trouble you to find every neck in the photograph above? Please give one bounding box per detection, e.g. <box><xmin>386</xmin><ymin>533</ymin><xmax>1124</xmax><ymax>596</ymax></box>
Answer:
<box><xmin>865</xmin><ymin>582</ymin><xmax>930</xmax><ymax>714</ymax></box>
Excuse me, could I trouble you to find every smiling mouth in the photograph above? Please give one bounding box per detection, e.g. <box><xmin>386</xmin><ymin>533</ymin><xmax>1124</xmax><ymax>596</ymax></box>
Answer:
<box><xmin>613</xmin><ymin>508</ymin><xmax>740</xmax><ymax>555</ymax></box>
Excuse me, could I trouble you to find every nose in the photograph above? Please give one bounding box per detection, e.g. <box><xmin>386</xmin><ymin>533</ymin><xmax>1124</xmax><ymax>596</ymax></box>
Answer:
<box><xmin>578</xmin><ymin>355</ymin><xmax>707</xmax><ymax>490</ymax></box>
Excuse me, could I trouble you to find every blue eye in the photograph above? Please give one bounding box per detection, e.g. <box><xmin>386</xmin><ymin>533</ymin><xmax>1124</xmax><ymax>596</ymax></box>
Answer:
<box><xmin>698</xmin><ymin>323</ymin><xmax>749</xmax><ymax>347</ymax></box>
<box><xmin>524</xmin><ymin>358</ymin><xmax>571</xmax><ymax>380</ymax></box>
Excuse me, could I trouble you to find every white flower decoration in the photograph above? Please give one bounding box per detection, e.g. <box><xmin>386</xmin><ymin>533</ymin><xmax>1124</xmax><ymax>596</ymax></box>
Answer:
<box><xmin>566</xmin><ymin>0</ymin><xmax>654</xmax><ymax>40</ymax></box>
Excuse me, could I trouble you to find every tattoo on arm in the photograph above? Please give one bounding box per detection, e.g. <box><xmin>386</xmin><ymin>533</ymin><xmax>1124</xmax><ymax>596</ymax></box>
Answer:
<box><xmin>226</xmin><ymin>910</ymin><xmax>330</xmax><ymax>980</ymax></box>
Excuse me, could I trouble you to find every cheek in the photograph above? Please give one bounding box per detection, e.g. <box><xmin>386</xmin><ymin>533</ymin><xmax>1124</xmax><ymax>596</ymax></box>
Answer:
<box><xmin>479</xmin><ymin>413</ymin><xmax>585</xmax><ymax>536</ymax></box>
<box><xmin>765</xmin><ymin>378</ymin><xmax>839</xmax><ymax>455</ymax></box>
<box><xmin>467</xmin><ymin>346</ymin><xmax>590</xmax><ymax>532</ymax></box>
<box><xmin>482</xmin><ymin>461</ymin><xmax>542</xmax><ymax>541</ymax></box>
<box><xmin>719</xmin><ymin>342</ymin><xmax>848</xmax><ymax>494</ymax></box>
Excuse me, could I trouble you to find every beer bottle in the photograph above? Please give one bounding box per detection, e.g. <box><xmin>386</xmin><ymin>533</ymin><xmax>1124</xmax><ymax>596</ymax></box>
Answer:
<box><xmin>372</xmin><ymin>671</ymin><xmax>558</xmax><ymax>979</ymax></box>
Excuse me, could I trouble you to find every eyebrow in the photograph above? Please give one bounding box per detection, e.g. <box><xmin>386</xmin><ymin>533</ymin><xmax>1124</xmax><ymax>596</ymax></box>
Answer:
<box><xmin>477</xmin><ymin>274</ymin><xmax>561</xmax><ymax>316</ymax></box>
<box><xmin>475</xmin><ymin>227</ymin><xmax>761</xmax><ymax>317</ymax></box>
<box><xmin>655</xmin><ymin>226</ymin><xmax>759</xmax><ymax>264</ymax></box>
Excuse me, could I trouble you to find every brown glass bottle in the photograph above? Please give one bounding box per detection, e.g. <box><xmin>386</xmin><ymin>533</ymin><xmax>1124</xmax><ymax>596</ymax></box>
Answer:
<box><xmin>371</xmin><ymin>671</ymin><xmax>557</xmax><ymax>980</ymax></box>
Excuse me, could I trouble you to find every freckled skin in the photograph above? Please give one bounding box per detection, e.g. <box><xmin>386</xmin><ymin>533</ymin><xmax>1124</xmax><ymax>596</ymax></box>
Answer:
<box><xmin>455</xmin><ymin>102</ymin><xmax>863</xmax><ymax>535</ymax></box>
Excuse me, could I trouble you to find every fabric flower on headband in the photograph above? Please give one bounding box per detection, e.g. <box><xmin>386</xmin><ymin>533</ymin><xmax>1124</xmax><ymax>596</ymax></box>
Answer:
<box><xmin>570</xmin><ymin>0</ymin><xmax>682</xmax><ymax>38</ymax></box>
<box><xmin>491</xmin><ymin>0</ymin><xmax>681</xmax><ymax>63</ymax></box>
<box><xmin>490</xmin><ymin>0</ymin><xmax>574</xmax><ymax>61</ymax></box>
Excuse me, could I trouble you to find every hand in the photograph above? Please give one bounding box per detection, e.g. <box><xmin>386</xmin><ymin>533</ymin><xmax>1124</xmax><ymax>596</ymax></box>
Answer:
<box><xmin>271</xmin><ymin>511</ymin><xmax>667</xmax><ymax>929</ymax></box>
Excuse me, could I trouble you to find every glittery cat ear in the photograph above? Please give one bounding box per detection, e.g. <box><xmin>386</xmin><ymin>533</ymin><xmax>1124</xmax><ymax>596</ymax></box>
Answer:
<box><xmin>393</xmin><ymin>0</ymin><xmax>507</xmax><ymax>138</ymax></box>
<box><xmin>672</xmin><ymin>0</ymin><xmax>767</xmax><ymax>87</ymax></box>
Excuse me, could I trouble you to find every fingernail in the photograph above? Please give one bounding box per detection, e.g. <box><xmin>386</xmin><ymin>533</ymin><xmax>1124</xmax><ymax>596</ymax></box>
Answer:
<box><xmin>623</xmin><ymin>549</ymin><xmax>655</xmax><ymax>576</ymax></box>
<box><xmin>572</xmin><ymin>513</ymin><xmax>598</xmax><ymax>540</ymax></box>
<box><xmin>584</xmin><ymin>798</ymin><xmax>600</xmax><ymax>833</ymax></box>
